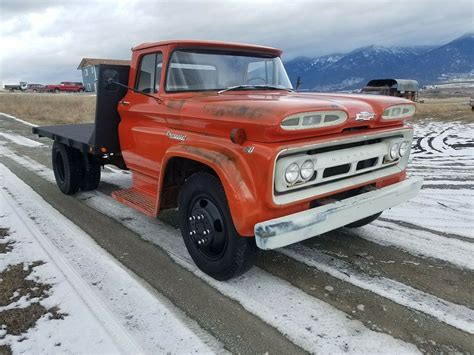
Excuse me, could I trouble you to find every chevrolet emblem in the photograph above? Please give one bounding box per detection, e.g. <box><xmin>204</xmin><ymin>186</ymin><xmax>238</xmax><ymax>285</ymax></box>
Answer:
<box><xmin>355</xmin><ymin>112</ymin><xmax>375</xmax><ymax>121</ymax></box>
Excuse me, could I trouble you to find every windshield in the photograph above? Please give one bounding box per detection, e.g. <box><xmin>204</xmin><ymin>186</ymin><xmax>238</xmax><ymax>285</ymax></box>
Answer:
<box><xmin>166</xmin><ymin>50</ymin><xmax>293</xmax><ymax>92</ymax></box>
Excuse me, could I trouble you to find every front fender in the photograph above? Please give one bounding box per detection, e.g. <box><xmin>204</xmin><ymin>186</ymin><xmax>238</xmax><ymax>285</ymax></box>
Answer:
<box><xmin>161</xmin><ymin>143</ymin><xmax>258</xmax><ymax>236</ymax></box>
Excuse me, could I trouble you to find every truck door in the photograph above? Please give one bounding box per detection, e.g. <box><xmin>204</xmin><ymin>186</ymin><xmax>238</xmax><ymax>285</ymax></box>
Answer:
<box><xmin>118</xmin><ymin>51</ymin><xmax>167</xmax><ymax>184</ymax></box>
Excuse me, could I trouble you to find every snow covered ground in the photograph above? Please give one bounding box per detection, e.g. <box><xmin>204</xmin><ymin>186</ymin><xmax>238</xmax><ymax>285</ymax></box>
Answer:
<box><xmin>382</xmin><ymin>119</ymin><xmax>474</xmax><ymax>239</ymax></box>
<box><xmin>0</xmin><ymin>164</ymin><xmax>224</xmax><ymax>354</ymax></box>
<box><xmin>0</xmin><ymin>112</ymin><xmax>473</xmax><ymax>353</ymax></box>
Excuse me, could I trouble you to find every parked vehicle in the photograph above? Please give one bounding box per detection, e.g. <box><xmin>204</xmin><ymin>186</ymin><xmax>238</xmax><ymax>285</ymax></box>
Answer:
<box><xmin>26</xmin><ymin>84</ymin><xmax>47</xmax><ymax>92</ymax></box>
<box><xmin>33</xmin><ymin>40</ymin><xmax>423</xmax><ymax>280</ymax></box>
<box><xmin>362</xmin><ymin>79</ymin><xmax>419</xmax><ymax>102</ymax></box>
<box><xmin>46</xmin><ymin>82</ymin><xmax>85</xmax><ymax>93</ymax></box>
<box><xmin>4</xmin><ymin>82</ymin><xmax>28</xmax><ymax>92</ymax></box>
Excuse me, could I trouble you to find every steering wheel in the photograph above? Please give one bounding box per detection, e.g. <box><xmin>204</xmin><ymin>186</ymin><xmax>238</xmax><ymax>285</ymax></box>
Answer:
<box><xmin>247</xmin><ymin>77</ymin><xmax>267</xmax><ymax>85</ymax></box>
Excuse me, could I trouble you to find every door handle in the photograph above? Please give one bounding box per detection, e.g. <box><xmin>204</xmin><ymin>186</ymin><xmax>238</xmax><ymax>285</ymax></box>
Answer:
<box><xmin>120</xmin><ymin>100</ymin><xmax>130</xmax><ymax>106</ymax></box>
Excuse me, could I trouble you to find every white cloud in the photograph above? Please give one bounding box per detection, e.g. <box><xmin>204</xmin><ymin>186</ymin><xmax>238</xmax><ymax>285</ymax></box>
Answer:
<box><xmin>0</xmin><ymin>0</ymin><xmax>472</xmax><ymax>84</ymax></box>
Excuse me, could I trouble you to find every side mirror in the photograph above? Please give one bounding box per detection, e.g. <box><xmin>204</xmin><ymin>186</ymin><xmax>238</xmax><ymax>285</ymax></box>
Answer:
<box><xmin>104</xmin><ymin>69</ymin><xmax>120</xmax><ymax>91</ymax></box>
<box><xmin>295</xmin><ymin>76</ymin><xmax>303</xmax><ymax>91</ymax></box>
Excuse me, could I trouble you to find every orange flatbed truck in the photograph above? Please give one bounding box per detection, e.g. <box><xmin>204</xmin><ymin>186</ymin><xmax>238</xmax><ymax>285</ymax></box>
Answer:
<box><xmin>33</xmin><ymin>40</ymin><xmax>423</xmax><ymax>280</ymax></box>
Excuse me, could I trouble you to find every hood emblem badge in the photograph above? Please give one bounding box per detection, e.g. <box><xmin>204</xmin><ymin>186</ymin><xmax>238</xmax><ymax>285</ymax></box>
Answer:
<box><xmin>243</xmin><ymin>146</ymin><xmax>255</xmax><ymax>154</ymax></box>
<box><xmin>166</xmin><ymin>131</ymin><xmax>187</xmax><ymax>141</ymax></box>
<box><xmin>355</xmin><ymin>112</ymin><xmax>375</xmax><ymax>121</ymax></box>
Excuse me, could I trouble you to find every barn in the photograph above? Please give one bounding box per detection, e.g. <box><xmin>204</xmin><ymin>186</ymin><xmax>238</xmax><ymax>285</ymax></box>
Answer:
<box><xmin>77</xmin><ymin>58</ymin><xmax>131</xmax><ymax>92</ymax></box>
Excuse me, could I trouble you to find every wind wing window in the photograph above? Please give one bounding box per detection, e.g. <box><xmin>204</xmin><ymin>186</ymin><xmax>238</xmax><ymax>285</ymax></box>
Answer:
<box><xmin>136</xmin><ymin>54</ymin><xmax>155</xmax><ymax>93</ymax></box>
<box><xmin>155</xmin><ymin>53</ymin><xmax>164</xmax><ymax>92</ymax></box>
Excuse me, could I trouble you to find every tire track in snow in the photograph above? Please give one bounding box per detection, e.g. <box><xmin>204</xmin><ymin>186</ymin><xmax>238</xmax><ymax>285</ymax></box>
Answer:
<box><xmin>280</xmin><ymin>244</ymin><xmax>474</xmax><ymax>333</ymax></box>
<box><xmin>0</xmin><ymin>147</ymin><xmax>420</xmax><ymax>354</ymax></box>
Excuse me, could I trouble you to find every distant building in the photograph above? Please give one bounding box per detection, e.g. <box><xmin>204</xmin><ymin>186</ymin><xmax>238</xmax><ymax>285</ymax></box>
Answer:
<box><xmin>361</xmin><ymin>79</ymin><xmax>419</xmax><ymax>101</ymax></box>
<box><xmin>77</xmin><ymin>58</ymin><xmax>131</xmax><ymax>92</ymax></box>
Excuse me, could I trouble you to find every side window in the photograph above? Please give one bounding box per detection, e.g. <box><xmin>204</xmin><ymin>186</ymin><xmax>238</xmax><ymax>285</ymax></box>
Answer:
<box><xmin>136</xmin><ymin>54</ymin><xmax>155</xmax><ymax>93</ymax></box>
<box><xmin>247</xmin><ymin>60</ymin><xmax>274</xmax><ymax>85</ymax></box>
<box><xmin>155</xmin><ymin>53</ymin><xmax>163</xmax><ymax>92</ymax></box>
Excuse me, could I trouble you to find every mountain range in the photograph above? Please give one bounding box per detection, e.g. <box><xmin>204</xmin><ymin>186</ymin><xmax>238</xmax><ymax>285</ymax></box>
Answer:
<box><xmin>285</xmin><ymin>33</ymin><xmax>474</xmax><ymax>91</ymax></box>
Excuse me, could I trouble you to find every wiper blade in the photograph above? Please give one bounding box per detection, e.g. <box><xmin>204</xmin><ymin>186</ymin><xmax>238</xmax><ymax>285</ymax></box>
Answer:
<box><xmin>218</xmin><ymin>85</ymin><xmax>293</xmax><ymax>94</ymax></box>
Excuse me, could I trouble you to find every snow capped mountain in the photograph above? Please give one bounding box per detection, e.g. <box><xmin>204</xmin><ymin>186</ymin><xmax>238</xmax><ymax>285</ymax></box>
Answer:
<box><xmin>285</xmin><ymin>34</ymin><xmax>473</xmax><ymax>91</ymax></box>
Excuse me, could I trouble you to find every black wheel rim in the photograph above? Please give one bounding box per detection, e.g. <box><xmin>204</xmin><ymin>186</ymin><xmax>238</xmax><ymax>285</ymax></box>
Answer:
<box><xmin>55</xmin><ymin>151</ymin><xmax>65</xmax><ymax>183</ymax></box>
<box><xmin>187</xmin><ymin>194</ymin><xmax>228</xmax><ymax>260</ymax></box>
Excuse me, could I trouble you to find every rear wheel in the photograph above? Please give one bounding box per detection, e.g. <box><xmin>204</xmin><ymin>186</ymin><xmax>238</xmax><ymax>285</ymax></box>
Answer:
<box><xmin>54</xmin><ymin>88</ymin><xmax>59</xmax><ymax>93</ymax></box>
<box><xmin>52</xmin><ymin>142</ymin><xmax>83</xmax><ymax>195</ymax></box>
<box><xmin>178</xmin><ymin>172</ymin><xmax>257</xmax><ymax>280</ymax></box>
<box><xmin>345</xmin><ymin>212</ymin><xmax>382</xmax><ymax>228</ymax></box>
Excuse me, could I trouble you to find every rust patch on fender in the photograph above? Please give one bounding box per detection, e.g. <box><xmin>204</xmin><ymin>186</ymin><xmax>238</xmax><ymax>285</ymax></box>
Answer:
<box><xmin>181</xmin><ymin>145</ymin><xmax>234</xmax><ymax>165</ymax></box>
<box><xmin>179</xmin><ymin>145</ymin><xmax>254</xmax><ymax>200</ymax></box>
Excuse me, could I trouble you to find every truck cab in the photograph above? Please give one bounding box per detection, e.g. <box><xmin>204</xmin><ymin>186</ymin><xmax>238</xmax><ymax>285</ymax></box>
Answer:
<box><xmin>34</xmin><ymin>40</ymin><xmax>422</xmax><ymax>280</ymax></box>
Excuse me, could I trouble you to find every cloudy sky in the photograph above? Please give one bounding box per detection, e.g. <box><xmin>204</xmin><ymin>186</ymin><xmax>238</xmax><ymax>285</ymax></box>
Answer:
<box><xmin>0</xmin><ymin>0</ymin><xmax>472</xmax><ymax>84</ymax></box>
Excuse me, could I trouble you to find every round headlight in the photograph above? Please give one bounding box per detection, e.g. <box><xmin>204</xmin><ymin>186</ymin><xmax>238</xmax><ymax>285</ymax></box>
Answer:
<box><xmin>285</xmin><ymin>163</ymin><xmax>300</xmax><ymax>184</ymax></box>
<box><xmin>300</xmin><ymin>160</ymin><xmax>314</xmax><ymax>180</ymax></box>
<box><xmin>389</xmin><ymin>143</ymin><xmax>400</xmax><ymax>160</ymax></box>
<box><xmin>399</xmin><ymin>141</ymin><xmax>410</xmax><ymax>157</ymax></box>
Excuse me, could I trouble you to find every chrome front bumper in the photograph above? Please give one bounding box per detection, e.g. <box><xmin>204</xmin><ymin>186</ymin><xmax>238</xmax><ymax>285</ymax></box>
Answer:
<box><xmin>254</xmin><ymin>177</ymin><xmax>423</xmax><ymax>250</ymax></box>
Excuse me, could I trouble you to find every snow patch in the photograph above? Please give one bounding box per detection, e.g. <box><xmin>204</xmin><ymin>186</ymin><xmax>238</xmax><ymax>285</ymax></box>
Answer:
<box><xmin>0</xmin><ymin>113</ymin><xmax>37</xmax><ymax>127</ymax></box>
<box><xmin>0</xmin><ymin>132</ymin><xmax>44</xmax><ymax>147</ymax></box>
<box><xmin>0</xmin><ymin>164</ymin><xmax>224</xmax><ymax>354</ymax></box>
<box><xmin>281</xmin><ymin>244</ymin><xmax>474</xmax><ymax>334</ymax></box>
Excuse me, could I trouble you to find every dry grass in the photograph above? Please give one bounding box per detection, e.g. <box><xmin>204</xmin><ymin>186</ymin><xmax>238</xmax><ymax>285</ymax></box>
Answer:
<box><xmin>0</xmin><ymin>345</ymin><xmax>12</xmax><ymax>355</ymax></box>
<box><xmin>0</xmin><ymin>92</ymin><xmax>95</xmax><ymax>125</ymax></box>
<box><xmin>0</xmin><ymin>260</ymin><xmax>67</xmax><ymax>343</ymax></box>
<box><xmin>0</xmin><ymin>262</ymin><xmax>49</xmax><ymax>307</ymax></box>
<box><xmin>0</xmin><ymin>227</ymin><xmax>14</xmax><ymax>254</ymax></box>
<box><xmin>414</xmin><ymin>96</ymin><xmax>473</xmax><ymax>122</ymax></box>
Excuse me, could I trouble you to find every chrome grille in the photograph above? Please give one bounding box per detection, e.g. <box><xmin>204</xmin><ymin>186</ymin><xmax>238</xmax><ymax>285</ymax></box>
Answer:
<box><xmin>273</xmin><ymin>129</ymin><xmax>413</xmax><ymax>205</ymax></box>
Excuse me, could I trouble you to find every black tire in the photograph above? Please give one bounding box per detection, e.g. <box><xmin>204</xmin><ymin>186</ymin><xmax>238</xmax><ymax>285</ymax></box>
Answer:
<box><xmin>345</xmin><ymin>212</ymin><xmax>382</xmax><ymax>228</ymax></box>
<box><xmin>52</xmin><ymin>142</ymin><xmax>83</xmax><ymax>195</ymax></box>
<box><xmin>54</xmin><ymin>88</ymin><xmax>59</xmax><ymax>93</ymax></box>
<box><xmin>178</xmin><ymin>172</ymin><xmax>257</xmax><ymax>280</ymax></box>
<box><xmin>81</xmin><ymin>154</ymin><xmax>101</xmax><ymax>191</ymax></box>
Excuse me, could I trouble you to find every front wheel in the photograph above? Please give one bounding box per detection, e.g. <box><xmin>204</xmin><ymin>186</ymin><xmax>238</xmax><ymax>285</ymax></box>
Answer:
<box><xmin>345</xmin><ymin>212</ymin><xmax>382</xmax><ymax>228</ymax></box>
<box><xmin>178</xmin><ymin>173</ymin><xmax>257</xmax><ymax>280</ymax></box>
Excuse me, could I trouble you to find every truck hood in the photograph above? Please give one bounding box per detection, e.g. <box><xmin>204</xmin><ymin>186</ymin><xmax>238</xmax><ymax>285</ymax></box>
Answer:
<box><xmin>163</xmin><ymin>91</ymin><xmax>414</xmax><ymax>143</ymax></box>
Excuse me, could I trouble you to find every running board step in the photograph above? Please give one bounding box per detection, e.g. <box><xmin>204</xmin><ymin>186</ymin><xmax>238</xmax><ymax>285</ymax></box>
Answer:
<box><xmin>112</xmin><ymin>188</ymin><xmax>157</xmax><ymax>217</ymax></box>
